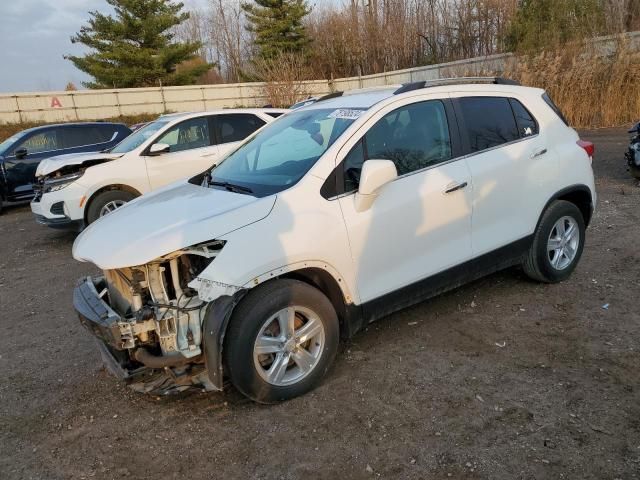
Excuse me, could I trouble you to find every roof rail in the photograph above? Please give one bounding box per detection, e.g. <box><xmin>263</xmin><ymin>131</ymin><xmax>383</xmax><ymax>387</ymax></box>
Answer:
<box><xmin>394</xmin><ymin>77</ymin><xmax>520</xmax><ymax>95</ymax></box>
<box><xmin>316</xmin><ymin>91</ymin><xmax>344</xmax><ymax>102</ymax></box>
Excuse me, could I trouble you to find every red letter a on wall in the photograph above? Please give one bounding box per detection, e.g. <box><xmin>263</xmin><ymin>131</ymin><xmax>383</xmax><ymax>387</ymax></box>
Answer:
<box><xmin>50</xmin><ymin>97</ymin><xmax>62</xmax><ymax>108</ymax></box>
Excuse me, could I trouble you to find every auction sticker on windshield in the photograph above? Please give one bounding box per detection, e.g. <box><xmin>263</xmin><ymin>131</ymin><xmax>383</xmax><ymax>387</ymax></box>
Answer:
<box><xmin>328</xmin><ymin>109</ymin><xmax>364</xmax><ymax>120</ymax></box>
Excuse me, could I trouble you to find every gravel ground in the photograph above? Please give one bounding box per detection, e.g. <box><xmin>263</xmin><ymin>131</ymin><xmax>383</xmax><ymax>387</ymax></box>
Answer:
<box><xmin>1</xmin><ymin>127</ymin><xmax>639</xmax><ymax>480</ymax></box>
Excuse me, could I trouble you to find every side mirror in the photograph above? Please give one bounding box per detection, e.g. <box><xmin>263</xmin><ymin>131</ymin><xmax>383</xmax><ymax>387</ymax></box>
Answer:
<box><xmin>14</xmin><ymin>148</ymin><xmax>27</xmax><ymax>159</ymax></box>
<box><xmin>355</xmin><ymin>159</ymin><xmax>397</xmax><ymax>212</ymax></box>
<box><xmin>148</xmin><ymin>143</ymin><xmax>170</xmax><ymax>156</ymax></box>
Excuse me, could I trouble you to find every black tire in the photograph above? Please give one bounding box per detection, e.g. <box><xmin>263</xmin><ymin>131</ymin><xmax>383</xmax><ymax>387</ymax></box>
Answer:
<box><xmin>630</xmin><ymin>164</ymin><xmax>640</xmax><ymax>180</ymax></box>
<box><xmin>522</xmin><ymin>200</ymin><xmax>586</xmax><ymax>283</ymax></box>
<box><xmin>86</xmin><ymin>189</ymin><xmax>136</xmax><ymax>224</ymax></box>
<box><xmin>224</xmin><ymin>279</ymin><xmax>339</xmax><ymax>404</ymax></box>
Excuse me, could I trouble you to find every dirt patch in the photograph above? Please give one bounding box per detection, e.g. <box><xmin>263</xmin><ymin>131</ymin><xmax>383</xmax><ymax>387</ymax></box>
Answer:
<box><xmin>1</xmin><ymin>128</ymin><xmax>639</xmax><ymax>479</ymax></box>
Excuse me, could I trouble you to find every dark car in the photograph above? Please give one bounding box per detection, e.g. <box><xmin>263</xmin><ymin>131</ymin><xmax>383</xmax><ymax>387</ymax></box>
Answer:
<box><xmin>0</xmin><ymin>122</ymin><xmax>132</xmax><ymax>212</ymax></box>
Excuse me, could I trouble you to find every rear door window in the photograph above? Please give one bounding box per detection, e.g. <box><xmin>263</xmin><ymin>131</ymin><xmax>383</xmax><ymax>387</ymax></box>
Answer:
<box><xmin>458</xmin><ymin>97</ymin><xmax>519</xmax><ymax>152</ymax></box>
<box><xmin>216</xmin><ymin>114</ymin><xmax>266</xmax><ymax>144</ymax></box>
<box><xmin>62</xmin><ymin>126</ymin><xmax>107</xmax><ymax>148</ymax></box>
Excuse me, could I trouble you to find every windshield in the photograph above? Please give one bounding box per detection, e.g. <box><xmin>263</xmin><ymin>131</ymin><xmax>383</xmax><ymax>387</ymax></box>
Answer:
<box><xmin>110</xmin><ymin>120</ymin><xmax>168</xmax><ymax>154</ymax></box>
<box><xmin>0</xmin><ymin>132</ymin><xmax>26</xmax><ymax>155</ymax></box>
<box><xmin>210</xmin><ymin>107</ymin><xmax>364</xmax><ymax>196</ymax></box>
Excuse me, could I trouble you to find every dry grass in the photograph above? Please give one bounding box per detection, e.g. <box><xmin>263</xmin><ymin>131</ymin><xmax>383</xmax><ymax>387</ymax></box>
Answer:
<box><xmin>506</xmin><ymin>38</ymin><xmax>640</xmax><ymax>128</ymax></box>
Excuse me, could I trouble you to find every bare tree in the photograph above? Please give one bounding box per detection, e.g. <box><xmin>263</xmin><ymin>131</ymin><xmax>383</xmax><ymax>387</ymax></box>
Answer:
<box><xmin>251</xmin><ymin>52</ymin><xmax>313</xmax><ymax>107</ymax></box>
<box><xmin>206</xmin><ymin>0</ymin><xmax>252</xmax><ymax>82</ymax></box>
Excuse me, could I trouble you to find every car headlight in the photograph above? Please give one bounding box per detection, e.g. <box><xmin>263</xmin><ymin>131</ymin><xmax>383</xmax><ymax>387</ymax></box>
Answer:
<box><xmin>43</xmin><ymin>172</ymin><xmax>83</xmax><ymax>193</ymax></box>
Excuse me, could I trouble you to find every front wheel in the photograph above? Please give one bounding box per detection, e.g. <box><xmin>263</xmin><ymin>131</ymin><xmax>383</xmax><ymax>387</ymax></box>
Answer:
<box><xmin>224</xmin><ymin>279</ymin><xmax>339</xmax><ymax>403</ymax></box>
<box><xmin>86</xmin><ymin>189</ymin><xmax>136</xmax><ymax>224</ymax></box>
<box><xmin>522</xmin><ymin>200</ymin><xmax>586</xmax><ymax>283</ymax></box>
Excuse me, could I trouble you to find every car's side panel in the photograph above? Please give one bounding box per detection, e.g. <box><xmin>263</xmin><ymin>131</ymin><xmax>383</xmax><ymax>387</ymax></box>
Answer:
<box><xmin>4</xmin><ymin>128</ymin><xmax>63</xmax><ymax>200</ymax></box>
<box><xmin>71</xmin><ymin>157</ymin><xmax>152</xmax><ymax>221</ymax></box>
<box><xmin>197</xmin><ymin>175</ymin><xmax>360</xmax><ymax>305</ymax></box>
<box><xmin>361</xmin><ymin>234</ymin><xmax>533</xmax><ymax>324</ymax></box>
<box><xmin>450</xmin><ymin>91</ymin><xmax>595</xmax><ymax>257</ymax></box>
<box><xmin>338</xmin><ymin>159</ymin><xmax>473</xmax><ymax>303</ymax></box>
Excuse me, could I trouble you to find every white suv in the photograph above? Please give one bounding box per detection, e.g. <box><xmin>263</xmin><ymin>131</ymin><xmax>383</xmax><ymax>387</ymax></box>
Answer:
<box><xmin>72</xmin><ymin>78</ymin><xmax>596</xmax><ymax>403</ymax></box>
<box><xmin>30</xmin><ymin>109</ymin><xmax>285</xmax><ymax>229</ymax></box>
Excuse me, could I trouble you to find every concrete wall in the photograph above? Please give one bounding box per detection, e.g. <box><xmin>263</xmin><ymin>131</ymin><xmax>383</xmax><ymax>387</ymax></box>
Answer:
<box><xmin>1</xmin><ymin>31</ymin><xmax>638</xmax><ymax>124</ymax></box>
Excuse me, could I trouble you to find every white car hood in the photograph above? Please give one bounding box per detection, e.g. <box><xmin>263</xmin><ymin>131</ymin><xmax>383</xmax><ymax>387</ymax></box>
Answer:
<box><xmin>36</xmin><ymin>151</ymin><xmax>124</xmax><ymax>177</ymax></box>
<box><xmin>73</xmin><ymin>181</ymin><xmax>276</xmax><ymax>270</ymax></box>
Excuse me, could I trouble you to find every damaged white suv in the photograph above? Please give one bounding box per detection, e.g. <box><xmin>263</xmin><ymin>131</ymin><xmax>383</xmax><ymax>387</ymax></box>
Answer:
<box><xmin>72</xmin><ymin>78</ymin><xmax>596</xmax><ymax>403</ymax></box>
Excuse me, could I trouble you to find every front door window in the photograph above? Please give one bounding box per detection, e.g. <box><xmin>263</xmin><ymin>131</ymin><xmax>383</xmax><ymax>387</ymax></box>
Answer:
<box><xmin>155</xmin><ymin>117</ymin><xmax>210</xmax><ymax>153</ymax></box>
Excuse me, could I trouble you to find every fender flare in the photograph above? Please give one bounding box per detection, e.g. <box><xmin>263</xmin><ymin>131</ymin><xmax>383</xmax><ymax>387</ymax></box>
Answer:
<box><xmin>203</xmin><ymin>290</ymin><xmax>246</xmax><ymax>390</ymax></box>
<box><xmin>202</xmin><ymin>261</ymin><xmax>356</xmax><ymax>389</ymax></box>
<box><xmin>243</xmin><ymin>260</ymin><xmax>356</xmax><ymax>304</ymax></box>
<box><xmin>537</xmin><ymin>184</ymin><xmax>594</xmax><ymax>228</ymax></box>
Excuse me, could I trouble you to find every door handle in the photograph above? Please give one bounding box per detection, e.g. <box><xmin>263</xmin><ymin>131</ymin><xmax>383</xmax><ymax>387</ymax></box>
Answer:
<box><xmin>444</xmin><ymin>181</ymin><xmax>468</xmax><ymax>194</ymax></box>
<box><xmin>530</xmin><ymin>147</ymin><xmax>548</xmax><ymax>159</ymax></box>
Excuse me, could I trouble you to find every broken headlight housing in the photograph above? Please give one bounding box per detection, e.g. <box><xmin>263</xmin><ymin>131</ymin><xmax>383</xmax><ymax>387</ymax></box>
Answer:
<box><xmin>43</xmin><ymin>172</ymin><xmax>84</xmax><ymax>193</ymax></box>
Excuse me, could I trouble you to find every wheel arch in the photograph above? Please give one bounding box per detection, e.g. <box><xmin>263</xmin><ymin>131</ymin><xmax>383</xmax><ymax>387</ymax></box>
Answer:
<box><xmin>280</xmin><ymin>267</ymin><xmax>350</xmax><ymax>336</ymax></box>
<box><xmin>243</xmin><ymin>261</ymin><xmax>359</xmax><ymax>338</ymax></box>
<box><xmin>83</xmin><ymin>184</ymin><xmax>142</xmax><ymax>223</ymax></box>
<box><xmin>202</xmin><ymin>263</ymin><xmax>362</xmax><ymax>390</ymax></box>
<box><xmin>539</xmin><ymin>184</ymin><xmax>594</xmax><ymax>228</ymax></box>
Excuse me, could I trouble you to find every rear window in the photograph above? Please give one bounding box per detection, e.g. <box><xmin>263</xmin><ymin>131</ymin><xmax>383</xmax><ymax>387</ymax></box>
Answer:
<box><xmin>542</xmin><ymin>92</ymin><xmax>569</xmax><ymax>125</ymax></box>
<box><xmin>458</xmin><ymin>97</ymin><xmax>519</xmax><ymax>152</ymax></box>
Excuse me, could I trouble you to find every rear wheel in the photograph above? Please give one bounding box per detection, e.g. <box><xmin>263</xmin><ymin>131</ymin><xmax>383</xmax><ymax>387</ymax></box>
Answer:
<box><xmin>224</xmin><ymin>279</ymin><xmax>339</xmax><ymax>403</ymax></box>
<box><xmin>522</xmin><ymin>200</ymin><xmax>585</xmax><ymax>283</ymax></box>
<box><xmin>86</xmin><ymin>190</ymin><xmax>136</xmax><ymax>224</ymax></box>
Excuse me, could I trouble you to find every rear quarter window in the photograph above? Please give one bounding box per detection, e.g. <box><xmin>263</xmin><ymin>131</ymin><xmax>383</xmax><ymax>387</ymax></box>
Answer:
<box><xmin>509</xmin><ymin>99</ymin><xmax>539</xmax><ymax>137</ymax></box>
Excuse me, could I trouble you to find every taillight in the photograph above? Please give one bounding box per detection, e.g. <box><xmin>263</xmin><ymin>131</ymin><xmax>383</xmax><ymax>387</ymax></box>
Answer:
<box><xmin>577</xmin><ymin>140</ymin><xmax>595</xmax><ymax>158</ymax></box>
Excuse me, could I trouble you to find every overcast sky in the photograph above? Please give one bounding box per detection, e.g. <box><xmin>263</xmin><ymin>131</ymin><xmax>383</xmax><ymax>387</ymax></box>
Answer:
<box><xmin>0</xmin><ymin>0</ymin><xmax>208</xmax><ymax>93</ymax></box>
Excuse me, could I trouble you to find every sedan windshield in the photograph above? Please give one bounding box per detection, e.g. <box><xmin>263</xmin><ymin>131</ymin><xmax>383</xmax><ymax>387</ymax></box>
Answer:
<box><xmin>210</xmin><ymin>107</ymin><xmax>364</xmax><ymax>196</ymax></box>
<box><xmin>110</xmin><ymin>120</ymin><xmax>168</xmax><ymax>154</ymax></box>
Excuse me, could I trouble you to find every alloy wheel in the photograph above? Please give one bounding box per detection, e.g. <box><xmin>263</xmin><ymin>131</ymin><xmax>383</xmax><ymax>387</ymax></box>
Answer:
<box><xmin>253</xmin><ymin>306</ymin><xmax>325</xmax><ymax>387</ymax></box>
<box><xmin>547</xmin><ymin>216</ymin><xmax>580</xmax><ymax>270</ymax></box>
<box><xmin>99</xmin><ymin>200</ymin><xmax>127</xmax><ymax>217</ymax></box>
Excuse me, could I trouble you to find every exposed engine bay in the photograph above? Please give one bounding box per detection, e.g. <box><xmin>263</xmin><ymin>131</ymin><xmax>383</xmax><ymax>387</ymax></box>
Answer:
<box><xmin>76</xmin><ymin>241</ymin><xmax>226</xmax><ymax>394</ymax></box>
<box><xmin>33</xmin><ymin>158</ymin><xmax>113</xmax><ymax>201</ymax></box>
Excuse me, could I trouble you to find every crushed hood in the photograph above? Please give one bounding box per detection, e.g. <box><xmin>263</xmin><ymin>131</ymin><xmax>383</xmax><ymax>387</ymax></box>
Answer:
<box><xmin>36</xmin><ymin>151</ymin><xmax>124</xmax><ymax>177</ymax></box>
<box><xmin>72</xmin><ymin>181</ymin><xmax>276</xmax><ymax>270</ymax></box>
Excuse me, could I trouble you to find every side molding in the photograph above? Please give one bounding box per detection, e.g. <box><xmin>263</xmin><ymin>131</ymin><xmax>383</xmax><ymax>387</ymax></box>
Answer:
<box><xmin>243</xmin><ymin>260</ymin><xmax>356</xmax><ymax>305</ymax></box>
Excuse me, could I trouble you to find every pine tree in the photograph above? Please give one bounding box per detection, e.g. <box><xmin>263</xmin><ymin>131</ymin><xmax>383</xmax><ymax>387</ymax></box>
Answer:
<box><xmin>66</xmin><ymin>0</ymin><xmax>212</xmax><ymax>88</ymax></box>
<box><xmin>505</xmin><ymin>0</ymin><xmax>605</xmax><ymax>52</ymax></box>
<box><xmin>242</xmin><ymin>0</ymin><xmax>311</xmax><ymax>60</ymax></box>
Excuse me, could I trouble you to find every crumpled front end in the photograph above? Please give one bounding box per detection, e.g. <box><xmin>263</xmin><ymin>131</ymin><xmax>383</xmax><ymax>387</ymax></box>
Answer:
<box><xmin>73</xmin><ymin>241</ymin><xmax>238</xmax><ymax>394</ymax></box>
